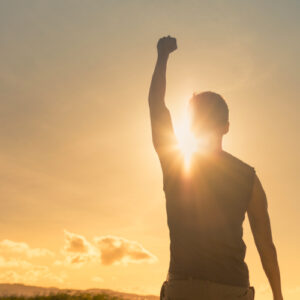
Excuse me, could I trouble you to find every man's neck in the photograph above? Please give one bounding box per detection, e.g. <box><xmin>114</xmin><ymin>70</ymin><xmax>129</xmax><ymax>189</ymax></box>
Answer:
<box><xmin>196</xmin><ymin>134</ymin><xmax>223</xmax><ymax>155</ymax></box>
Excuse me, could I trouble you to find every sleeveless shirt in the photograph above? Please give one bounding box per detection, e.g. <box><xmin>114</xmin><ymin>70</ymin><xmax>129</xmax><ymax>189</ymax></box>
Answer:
<box><xmin>162</xmin><ymin>150</ymin><xmax>255</xmax><ymax>287</ymax></box>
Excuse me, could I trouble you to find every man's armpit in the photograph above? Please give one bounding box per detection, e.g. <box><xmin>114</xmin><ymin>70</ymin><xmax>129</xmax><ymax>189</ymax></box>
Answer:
<box><xmin>247</xmin><ymin>174</ymin><xmax>268</xmax><ymax>218</ymax></box>
<box><xmin>159</xmin><ymin>148</ymin><xmax>184</xmax><ymax>188</ymax></box>
<box><xmin>247</xmin><ymin>174</ymin><xmax>273</xmax><ymax>246</ymax></box>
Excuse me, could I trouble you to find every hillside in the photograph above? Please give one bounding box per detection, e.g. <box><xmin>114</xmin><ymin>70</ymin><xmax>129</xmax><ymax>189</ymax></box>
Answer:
<box><xmin>0</xmin><ymin>284</ymin><xmax>159</xmax><ymax>300</ymax></box>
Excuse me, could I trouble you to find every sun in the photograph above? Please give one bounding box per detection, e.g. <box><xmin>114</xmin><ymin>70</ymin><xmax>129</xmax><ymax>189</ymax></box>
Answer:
<box><xmin>174</xmin><ymin>113</ymin><xmax>198</xmax><ymax>169</ymax></box>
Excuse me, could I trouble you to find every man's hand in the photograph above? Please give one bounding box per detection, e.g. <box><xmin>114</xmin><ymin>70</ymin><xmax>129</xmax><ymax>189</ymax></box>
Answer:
<box><xmin>157</xmin><ymin>36</ymin><xmax>177</xmax><ymax>58</ymax></box>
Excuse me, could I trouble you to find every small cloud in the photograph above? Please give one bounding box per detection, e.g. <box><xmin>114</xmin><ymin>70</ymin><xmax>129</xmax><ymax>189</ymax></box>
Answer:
<box><xmin>24</xmin><ymin>265</ymin><xmax>67</xmax><ymax>283</ymax></box>
<box><xmin>0</xmin><ymin>239</ymin><xmax>54</xmax><ymax>258</ymax></box>
<box><xmin>63</xmin><ymin>230</ymin><xmax>90</xmax><ymax>253</ymax></box>
<box><xmin>0</xmin><ymin>240</ymin><xmax>64</xmax><ymax>285</ymax></box>
<box><xmin>0</xmin><ymin>255</ymin><xmax>32</xmax><ymax>269</ymax></box>
<box><xmin>61</xmin><ymin>230</ymin><xmax>98</xmax><ymax>267</ymax></box>
<box><xmin>91</xmin><ymin>276</ymin><xmax>104</xmax><ymax>283</ymax></box>
<box><xmin>0</xmin><ymin>270</ymin><xmax>21</xmax><ymax>282</ymax></box>
<box><xmin>94</xmin><ymin>235</ymin><xmax>157</xmax><ymax>266</ymax></box>
<box><xmin>0</xmin><ymin>266</ymin><xmax>67</xmax><ymax>284</ymax></box>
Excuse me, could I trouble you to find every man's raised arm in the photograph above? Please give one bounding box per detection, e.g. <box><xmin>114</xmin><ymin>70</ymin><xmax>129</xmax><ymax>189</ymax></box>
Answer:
<box><xmin>148</xmin><ymin>36</ymin><xmax>178</xmax><ymax>156</ymax></box>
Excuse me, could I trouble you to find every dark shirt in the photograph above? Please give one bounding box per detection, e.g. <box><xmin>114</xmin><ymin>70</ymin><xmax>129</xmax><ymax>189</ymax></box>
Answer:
<box><xmin>162</xmin><ymin>149</ymin><xmax>255</xmax><ymax>287</ymax></box>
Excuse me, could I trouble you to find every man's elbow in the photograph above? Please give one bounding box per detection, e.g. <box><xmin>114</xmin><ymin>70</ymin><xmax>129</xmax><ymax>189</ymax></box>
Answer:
<box><xmin>152</xmin><ymin>138</ymin><xmax>162</xmax><ymax>154</ymax></box>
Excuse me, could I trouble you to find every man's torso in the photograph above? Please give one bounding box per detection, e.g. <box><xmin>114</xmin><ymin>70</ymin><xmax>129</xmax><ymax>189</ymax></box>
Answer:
<box><xmin>162</xmin><ymin>150</ymin><xmax>255</xmax><ymax>287</ymax></box>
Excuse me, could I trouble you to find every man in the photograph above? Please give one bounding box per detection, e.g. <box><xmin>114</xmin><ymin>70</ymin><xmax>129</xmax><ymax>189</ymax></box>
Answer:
<box><xmin>148</xmin><ymin>36</ymin><xmax>283</xmax><ymax>300</ymax></box>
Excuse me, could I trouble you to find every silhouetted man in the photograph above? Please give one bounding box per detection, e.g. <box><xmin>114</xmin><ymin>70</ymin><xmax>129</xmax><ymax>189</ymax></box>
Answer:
<box><xmin>148</xmin><ymin>36</ymin><xmax>283</xmax><ymax>300</ymax></box>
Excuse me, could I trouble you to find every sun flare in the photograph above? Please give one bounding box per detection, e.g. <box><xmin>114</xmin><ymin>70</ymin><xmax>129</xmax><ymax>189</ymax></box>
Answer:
<box><xmin>174</xmin><ymin>114</ymin><xmax>198</xmax><ymax>169</ymax></box>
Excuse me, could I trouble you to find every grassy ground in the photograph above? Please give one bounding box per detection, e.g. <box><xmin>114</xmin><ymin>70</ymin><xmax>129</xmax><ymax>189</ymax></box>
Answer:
<box><xmin>0</xmin><ymin>294</ymin><xmax>123</xmax><ymax>300</ymax></box>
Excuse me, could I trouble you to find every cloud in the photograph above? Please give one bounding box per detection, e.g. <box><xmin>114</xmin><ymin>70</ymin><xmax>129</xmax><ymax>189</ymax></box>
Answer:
<box><xmin>0</xmin><ymin>231</ymin><xmax>157</xmax><ymax>279</ymax></box>
<box><xmin>0</xmin><ymin>256</ymin><xmax>32</xmax><ymax>269</ymax></box>
<box><xmin>60</xmin><ymin>231</ymin><xmax>157</xmax><ymax>267</ymax></box>
<box><xmin>0</xmin><ymin>270</ymin><xmax>21</xmax><ymax>282</ymax></box>
<box><xmin>61</xmin><ymin>230</ymin><xmax>98</xmax><ymax>267</ymax></box>
<box><xmin>23</xmin><ymin>265</ymin><xmax>67</xmax><ymax>284</ymax></box>
<box><xmin>0</xmin><ymin>239</ymin><xmax>65</xmax><ymax>285</ymax></box>
<box><xmin>63</xmin><ymin>230</ymin><xmax>94</xmax><ymax>253</ymax></box>
<box><xmin>0</xmin><ymin>265</ymin><xmax>67</xmax><ymax>284</ymax></box>
<box><xmin>94</xmin><ymin>235</ymin><xmax>157</xmax><ymax>266</ymax></box>
<box><xmin>0</xmin><ymin>239</ymin><xmax>54</xmax><ymax>258</ymax></box>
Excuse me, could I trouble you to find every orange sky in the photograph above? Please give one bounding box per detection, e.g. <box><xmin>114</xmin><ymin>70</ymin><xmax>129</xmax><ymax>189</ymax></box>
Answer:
<box><xmin>0</xmin><ymin>1</ymin><xmax>299</xmax><ymax>299</ymax></box>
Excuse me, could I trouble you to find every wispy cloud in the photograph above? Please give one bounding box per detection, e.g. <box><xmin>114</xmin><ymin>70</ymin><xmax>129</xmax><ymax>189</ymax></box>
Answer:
<box><xmin>0</xmin><ymin>238</ymin><xmax>65</xmax><ymax>285</ymax></box>
<box><xmin>0</xmin><ymin>267</ymin><xmax>67</xmax><ymax>284</ymax></box>
<box><xmin>0</xmin><ymin>256</ymin><xmax>32</xmax><ymax>269</ymax></box>
<box><xmin>0</xmin><ymin>239</ymin><xmax>54</xmax><ymax>258</ymax></box>
<box><xmin>0</xmin><ymin>231</ymin><xmax>157</xmax><ymax>286</ymax></box>
<box><xmin>58</xmin><ymin>230</ymin><xmax>157</xmax><ymax>267</ymax></box>
<box><xmin>94</xmin><ymin>235</ymin><xmax>157</xmax><ymax>266</ymax></box>
<box><xmin>58</xmin><ymin>230</ymin><xmax>99</xmax><ymax>267</ymax></box>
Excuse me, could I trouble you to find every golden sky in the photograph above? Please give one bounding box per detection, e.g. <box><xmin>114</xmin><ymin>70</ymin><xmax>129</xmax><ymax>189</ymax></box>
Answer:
<box><xmin>0</xmin><ymin>1</ymin><xmax>299</xmax><ymax>299</ymax></box>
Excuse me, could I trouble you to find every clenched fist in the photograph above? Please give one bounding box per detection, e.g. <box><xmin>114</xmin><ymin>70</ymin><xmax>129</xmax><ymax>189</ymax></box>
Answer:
<box><xmin>157</xmin><ymin>35</ymin><xmax>177</xmax><ymax>57</ymax></box>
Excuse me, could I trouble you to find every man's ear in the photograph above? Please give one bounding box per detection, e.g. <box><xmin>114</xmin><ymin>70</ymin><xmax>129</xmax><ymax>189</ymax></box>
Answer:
<box><xmin>223</xmin><ymin>122</ymin><xmax>230</xmax><ymax>135</ymax></box>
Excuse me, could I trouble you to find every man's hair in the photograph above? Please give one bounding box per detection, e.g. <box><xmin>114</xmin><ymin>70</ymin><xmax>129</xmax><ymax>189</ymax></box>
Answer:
<box><xmin>189</xmin><ymin>91</ymin><xmax>229</xmax><ymax>132</ymax></box>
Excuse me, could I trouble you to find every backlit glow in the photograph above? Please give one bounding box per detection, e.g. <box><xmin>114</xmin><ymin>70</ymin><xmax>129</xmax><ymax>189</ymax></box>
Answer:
<box><xmin>174</xmin><ymin>113</ymin><xmax>198</xmax><ymax>169</ymax></box>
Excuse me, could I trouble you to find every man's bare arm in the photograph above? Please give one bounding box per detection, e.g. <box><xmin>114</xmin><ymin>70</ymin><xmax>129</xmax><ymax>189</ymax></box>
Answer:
<box><xmin>148</xmin><ymin>36</ymin><xmax>177</xmax><ymax>154</ymax></box>
<box><xmin>247</xmin><ymin>174</ymin><xmax>283</xmax><ymax>300</ymax></box>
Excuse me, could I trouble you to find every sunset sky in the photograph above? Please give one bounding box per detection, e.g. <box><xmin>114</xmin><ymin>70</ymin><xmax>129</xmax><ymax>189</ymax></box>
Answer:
<box><xmin>0</xmin><ymin>1</ymin><xmax>299</xmax><ymax>299</ymax></box>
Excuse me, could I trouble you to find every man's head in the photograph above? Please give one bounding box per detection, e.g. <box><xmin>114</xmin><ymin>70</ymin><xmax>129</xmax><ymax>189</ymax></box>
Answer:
<box><xmin>188</xmin><ymin>91</ymin><xmax>229</xmax><ymax>138</ymax></box>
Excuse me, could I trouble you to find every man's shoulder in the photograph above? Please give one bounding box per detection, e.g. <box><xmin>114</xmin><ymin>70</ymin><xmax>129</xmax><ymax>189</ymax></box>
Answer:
<box><xmin>222</xmin><ymin>151</ymin><xmax>255</xmax><ymax>173</ymax></box>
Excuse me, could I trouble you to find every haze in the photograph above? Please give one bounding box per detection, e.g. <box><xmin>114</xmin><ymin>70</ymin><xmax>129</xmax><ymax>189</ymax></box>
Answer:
<box><xmin>0</xmin><ymin>1</ymin><xmax>299</xmax><ymax>299</ymax></box>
